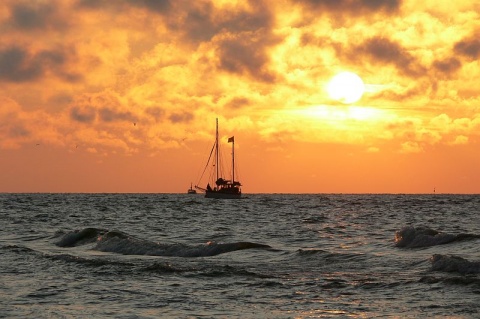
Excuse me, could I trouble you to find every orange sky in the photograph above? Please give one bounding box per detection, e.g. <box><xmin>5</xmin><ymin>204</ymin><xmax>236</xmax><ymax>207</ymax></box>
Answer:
<box><xmin>1</xmin><ymin>0</ymin><xmax>479</xmax><ymax>193</ymax></box>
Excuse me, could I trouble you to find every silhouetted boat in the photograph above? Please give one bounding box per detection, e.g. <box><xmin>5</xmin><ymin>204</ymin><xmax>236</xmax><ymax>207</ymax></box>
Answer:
<box><xmin>187</xmin><ymin>183</ymin><xmax>197</xmax><ymax>194</ymax></box>
<box><xmin>195</xmin><ymin>119</ymin><xmax>242</xmax><ymax>199</ymax></box>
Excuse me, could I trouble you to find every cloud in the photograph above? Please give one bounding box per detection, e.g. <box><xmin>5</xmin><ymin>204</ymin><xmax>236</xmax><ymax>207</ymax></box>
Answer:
<box><xmin>99</xmin><ymin>107</ymin><xmax>135</xmax><ymax>123</ymax></box>
<box><xmin>215</xmin><ymin>30</ymin><xmax>278</xmax><ymax>82</ymax></box>
<box><xmin>145</xmin><ymin>107</ymin><xmax>165</xmax><ymax>121</ymax></box>
<box><xmin>77</xmin><ymin>0</ymin><xmax>172</xmax><ymax>14</ymax></box>
<box><xmin>295</xmin><ymin>0</ymin><xmax>401</xmax><ymax>15</ymax></box>
<box><xmin>161</xmin><ymin>1</ymin><xmax>280</xmax><ymax>82</ymax></box>
<box><xmin>75</xmin><ymin>0</ymin><xmax>280</xmax><ymax>83</ymax></box>
<box><xmin>69</xmin><ymin>90</ymin><xmax>137</xmax><ymax>124</ymax></box>
<box><xmin>130</xmin><ymin>0</ymin><xmax>172</xmax><ymax>14</ymax></box>
<box><xmin>70</xmin><ymin>106</ymin><xmax>96</xmax><ymax>123</ymax></box>
<box><xmin>0</xmin><ymin>97</ymin><xmax>65</xmax><ymax>149</ymax></box>
<box><xmin>381</xmin><ymin>113</ymin><xmax>480</xmax><ymax>152</ymax></box>
<box><xmin>172</xmin><ymin>2</ymin><xmax>218</xmax><ymax>42</ymax></box>
<box><xmin>432</xmin><ymin>57</ymin><xmax>462</xmax><ymax>75</ymax></box>
<box><xmin>169</xmin><ymin>112</ymin><xmax>194</xmax><ymax>123</ymax></box>
<box><xmin>1</xmin><ymin>0</ymin><xmax>480</xmax><ymax>157</ymax></box>
<box><xmin>452</xmin><ymin>135</ymin><xmax>468</xmax><ymax>145</ymax></box>
<box><xmin>454</xmin><ymin>37</ymin><xmax>480</xmax><ymax>60</ymax></box>
<box><xmin>0</xmin><ymin>102</ymin><xmax>31</xmax><ymax>140</ymax></box>
<box><xmin>0</xmin><ymin>47</ymin><xmax>42</xmax><ymax>82</ymax></box>
<box><xmin>5</xmin><ymin>1</ymin><xmax>67</xmax><ymax>31</ymax></box>
<box><xmin>10</xmin><ymin>3</ymin><xmax>51</xmax><ymax>29</ymax></box>
<box><xmin>355</xmin><ymin>37</ymin><xmax>426</xmax><ymax>77</ymax></box>
<box><xmin>224</xmin><ymin>97</ymin><xmax>250</xmax><ymax>109</ymax></box>
<box><xmin>400</xmin><ymin>141</ymin><xmax>422</xmax><ymax>153</ymax></box>
<box><xmin>0</xmin><ymin>46</ymin><xmax>81</xmax><ymax>83</ymax></box>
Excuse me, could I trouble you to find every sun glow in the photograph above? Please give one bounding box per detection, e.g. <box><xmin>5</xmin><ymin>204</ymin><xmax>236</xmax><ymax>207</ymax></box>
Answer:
<box><xmin>299</xmin><ymin>105</ymin><xmax>388</xmax><ymax>122</ymax></box>
<box><xmin>327</xmin><ymin>72</ymin><xmax>365</xmax><ymax>104</ymax></box>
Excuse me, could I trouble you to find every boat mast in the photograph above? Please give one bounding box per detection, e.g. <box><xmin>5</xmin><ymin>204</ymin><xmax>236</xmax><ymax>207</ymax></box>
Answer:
<box><xmin>232</xmin><ymin>137</ymin><xmax>235</xmax><ymax>183</ymax></box>
<box><xmin>215</xmin><ymin>118</ymin><xmax>219</xmax><ymax>182</ymax></box>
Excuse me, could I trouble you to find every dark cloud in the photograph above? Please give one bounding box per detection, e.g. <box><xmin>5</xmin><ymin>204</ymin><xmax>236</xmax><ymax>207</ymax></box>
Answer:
<box><xmin>76</xmin><ymin>0</ymin><xmax>172</xmax><ymax>14</ymax></box>
<box><xmin>0</xmin><ymin>46</ymin><xmax>80</xmax><ymax>83</ymax></box>
<box><xmin>222</xmin><ymin>4</ymin><xmax>274</xmax><ymax>32</ymax></box>
<box><xmin>70</xmin><ymin>106</ymin><xmax>96</xmax><ymax>123</ymax></box>
<box><xmin>216</xmin><ymin>29</ymin><xmax>279</xmax><ymax>82</ymax></box>
<box><xmin>432</xmin><ymin>57</ymin><xmax>462</xmax><ymax>74</ymax></box>
<box><xmin>9</xmin><ymin>125</ymin><xmax>30</xmax><ymax>138</ymax></box>
<box><xmin>70</xmin><ymin>92</ymin><xmax>135</xmax><ymax>124</ymax></box>
<box><xmin>169</xmin><ymin>112</ymin><xmax>194</xmax><ymax>123</ymax></box>
<box><xmin>177</xmin><ymin>3</ymin><xmax>218</xmax><ymax>42</ymax></box>
<box><xmin>360</xmin><ymin>37</ymin><xmax>409</xmax><ymax>64</ymax></box>
<box><xmin>6</xmin><ymin>2</ymin><xmax>67</xmax><ymax>31</ymax></box>
<box><xmin>454</xmin><ymin>38</ymin><xmax>480</xmax><ymax>60</ymax></box>
<box><xmin>49</xmin><ymin>93</ymin><xmax>73</xmax><ymax>106</ymax></box>
<box><xmin>168</xmin><ymin>0</ymin><xmax>275</xmax><ymax>43</ymax></box>
<box><xmin>145</xmin><ymin>107</ymin><xmax>165</xmax><ymax>121</ymax></box>
<box><xmin>99</xmin><ymin>107</ymin><xmax>134</xmax><ymax>123</ymax></box>
<box><xmin>225</xmin><ymin>97</ymin><xmax>250</xmax><ymax>109</ymax></box>
<box><xmin>75</xmin><ymin>0</ymin><xmax>108</xmax><ymax>9</ymax></box>
<box><xmin>358</xmin><ymin>0</ymin><xmax>401</xmax><ymax>12</ymax></box>
<box><xmin>0</xmin><ymin>47</ymin><xmax>42</xmax><ymax>82</ymax></box>
<box><xmin>11</xmin><ymin>3</ymin><xmax>50</xmax><ymax>29</ymax></box>
<box><xmin>296</xmin><ymin>0</ymin><xmax>401</xmax><ymax>15</ymax></box>
<box><xmin>58</xmin><ymin>71</ymin><xmax>82</xmax><ymax>83</ymax></box>
<box><xmin>159</xmin><ymin>1</ymin><xmax>279</xmax><ymax>82</ymax></box>
<box><xmin>134</xmin><ymin>0</ymin><xmax>172</xmax><ymax>14</ymax></box>
<box><xmin>355</xmin><ymin>37</ymin><xmax>426</xmax><ymax>77</ymax></box>
<box><xmin>76</xmin><ymin>0</ymin><xmax>279</xmax><ymax>81</ymax></box>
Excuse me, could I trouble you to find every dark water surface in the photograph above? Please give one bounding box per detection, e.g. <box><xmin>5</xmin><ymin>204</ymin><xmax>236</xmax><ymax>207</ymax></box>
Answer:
<box><xmin>1</xmin><ymin>194</ymin><xmax>479</xmax><ymax>318</ymax></box>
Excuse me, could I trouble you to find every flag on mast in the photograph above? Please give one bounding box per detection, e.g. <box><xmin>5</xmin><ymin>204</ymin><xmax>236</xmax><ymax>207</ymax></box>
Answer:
<box><xmin>228</xmin><ymin>136</ymin><xmax>234</xmax><ymax>143</ymax></box>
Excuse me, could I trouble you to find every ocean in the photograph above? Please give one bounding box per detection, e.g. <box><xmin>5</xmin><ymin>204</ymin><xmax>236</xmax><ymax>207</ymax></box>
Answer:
<box><xmin>1</xmin><ymin>193</ymin><xmax>479</xmax><ymax>318</ymax></box>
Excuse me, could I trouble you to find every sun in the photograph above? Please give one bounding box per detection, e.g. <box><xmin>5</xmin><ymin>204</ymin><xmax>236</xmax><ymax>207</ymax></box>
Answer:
<box><xmin>327</xmin><ymin>72</ymin><xmax>365</xmax><ymax>104</ymax></box>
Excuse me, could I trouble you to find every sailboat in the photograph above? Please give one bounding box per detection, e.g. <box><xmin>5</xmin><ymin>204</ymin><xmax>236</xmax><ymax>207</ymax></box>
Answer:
<box><xmin>187</xmin><ymin>183</ymin><xmax>197</xmax><ymax>194</ymax></box>
<box><xmin>196</xmin><ymin>118</ymin><xmax>242</xmax><ymax>199</ymax></box>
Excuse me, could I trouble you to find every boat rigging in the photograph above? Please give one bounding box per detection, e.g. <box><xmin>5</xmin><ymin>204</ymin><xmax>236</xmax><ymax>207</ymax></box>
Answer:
<box><xmin>195</xmin><ymin>118</ymin><xmax>242</xmax><ymax>199</ymax></box>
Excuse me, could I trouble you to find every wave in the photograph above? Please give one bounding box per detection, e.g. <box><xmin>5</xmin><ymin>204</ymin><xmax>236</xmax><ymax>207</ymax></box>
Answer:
<box><xmin>419</xmin><ymin>275</ymin><xmax>480</xmax><ymax>286</ymax></box>
<box><xmin>53</xmin><ymin>254</ymin><xmax>275</xmax><ymax>279</ymax></box>
<box><xmin>430</xmin><ymin>254</ymin><xmax>480</xmax><ymax>275</ymax></box>
<box><xmin>55</xmin><ymin>228</ymin><xmax>273</xmax><ymax>257</ymax></box>
<box><xmin>394</xmin><ymin>226</ymin><xmax>480</xmax><ymax>248</ymax></box>
<box><xmin>55</xmin><ymin>227</ymin><xmax>108</xmax><ymax>247</ymax></box>
<box><xmin>1</xmin><ymin>244</ymin><xmax>37</xmax><ymax>254</ymax></box>
<box><xmin>296</xmin><ymin>248</ymin><xmax>367</xmax><ymax>265</ymax></box>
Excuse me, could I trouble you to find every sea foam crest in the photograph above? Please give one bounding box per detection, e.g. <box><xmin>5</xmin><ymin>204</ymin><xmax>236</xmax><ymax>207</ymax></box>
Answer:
<box><xmin>394</xmin><ymin>226</ymin><xmax>480</xmax><ymax>248</ymax></box>
<box><xmin>430</xmin><ymin>254</ymin><xmax>480</xmax><ymax>275</ymax></box>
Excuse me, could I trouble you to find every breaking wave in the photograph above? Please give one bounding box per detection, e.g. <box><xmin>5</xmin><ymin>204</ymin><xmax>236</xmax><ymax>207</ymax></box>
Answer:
<box><xmin>394</xmin><ymin>226</ymin><xmax>480</xmax><ymax>248</ymax></box>
<box><xmin>430</xmin><ymin>254</ymin><xmax>480</xmax><ymax>275</ymax></box>
<box><xmin>55</xmin><ymin>228</ymin><xmax>272</xmax><ymax>257</ymax></box>
<box><xmin>55</xmin><ymin>227</ymin><xmax>108</xmax><ymax>247</ymax></box>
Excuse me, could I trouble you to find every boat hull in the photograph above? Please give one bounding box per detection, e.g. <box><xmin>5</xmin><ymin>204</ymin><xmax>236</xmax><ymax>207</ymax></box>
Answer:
<box><xmin>205</xmin><ymin>191</ymin><xmax>242</xmax><ymax>199</ymax></box>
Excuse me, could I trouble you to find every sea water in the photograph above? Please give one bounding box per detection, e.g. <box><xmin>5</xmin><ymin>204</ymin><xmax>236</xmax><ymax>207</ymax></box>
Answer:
<box><xmin>1</xmin><ymin>193</ymin><xmax>479</xmax><ymax>318</ymax></box>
